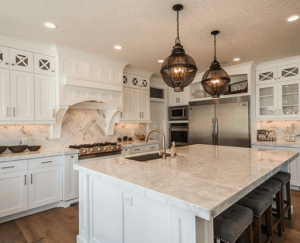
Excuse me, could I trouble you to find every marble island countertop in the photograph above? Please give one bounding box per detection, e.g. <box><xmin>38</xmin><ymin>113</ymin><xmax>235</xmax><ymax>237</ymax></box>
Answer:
<box><xmin>120</xmin><ymin>139</ymin><xmax>160</xmax><ymax>148</ymax></box>
<box><xmin>252</xmin><ymin>141</ymin><xmax>300</xmax><ymax>148</ymax></box>
<box><xmin>0</xmin><ymin>147</ymin><xmax>79</xmax><ymax>162</ymax></box>
<box><xmin>74</xmin><ymin>144</ymin><xmax>298</xmax><ymax>220</ymax></box>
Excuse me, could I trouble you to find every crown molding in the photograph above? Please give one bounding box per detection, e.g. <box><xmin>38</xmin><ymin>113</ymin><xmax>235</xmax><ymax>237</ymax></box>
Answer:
<box><xmin>256</xmin><ymin>55</ymin><xmax>300</xmax><ymax>70</ymax></box>
<box><xmin>123</xmin><ymin>66</ymin><xmax>154</xmax><ymax>78</ymax></box>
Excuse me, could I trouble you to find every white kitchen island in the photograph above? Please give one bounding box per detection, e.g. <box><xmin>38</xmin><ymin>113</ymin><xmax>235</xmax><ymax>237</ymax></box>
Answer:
<box><xmin>74</xmin><ymin>144</ymin><xmax>298</xmax><ymax>243</ymax></box>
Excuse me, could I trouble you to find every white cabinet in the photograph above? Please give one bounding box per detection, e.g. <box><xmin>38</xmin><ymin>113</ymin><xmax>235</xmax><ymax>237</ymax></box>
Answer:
<box><xmin>34</xmin><ymin>53</ymin><xmax>55</xmax><ymax>76</ymax></box>
<box><xmin>0</xmin><ymin>46</ymin><xmax>10</xmax><ymax>69</ymax></box>
<box><xmin>34</xmin><ymin>74</ymin><xmax>56</xmax><ymax>121</ymax></box>
<box><xmin>28</xmin><ymin>165</ymin><xmax>62</xmax><ymax>209</ymax></box>
<box><xmin>256</xmin><ymin>84</ymin><xmax>278</xmax><ymax>119</ymax></box>
<box><xmin>10</xmin><ymin>71</ymin><xmax>34</xmax><ymax>121</ymax></box>
<box><xmin>123</xmin><ymin>73</ymin><xmax>149</xmax><ymax>90</ymax></box>
<box><xmin>139</xmin><ymin>90</ymin><xmax>150</xmax><ymax>120</ymax></box>
<box><xmin>0</xmin><ymin>69</ymin><xmax>10</xmax><ymax>121</ymax></box>
<box><xmin>63</xmin><ymin>154</ymin><xmax>79</xmax><ymax>201</ymax></box>
<box><xmin>10</xmin><ymin>48</ymin><xmax>33</xmax><ymax>72</ymax></box>
<box><xmin>256</xmin><ymin>68</ymin><xmax>278</xmax><ymax>85</ymax></box>
<box><xmin>121</xmin><ymin>87</ymin><xmax>131</xmax><ymax>120</ymax></box>
<box><xmin>168</xmin><ymin>88</ymin><xmax>188</xmax><ymax>107</ymax></box>
<box><xmin>0</xmin><ymin>170</ymin><xmax>28</xmax><ymax>218</ymax></box>
<box><xmin>278</xmin><ymin>63</ymin><xmax>300</xmax><ymax>82</ymax></box>
<box><xmin>130</xmin><ymin>88</ymin><xmax>140</xmax><ymax>120</ymax></box>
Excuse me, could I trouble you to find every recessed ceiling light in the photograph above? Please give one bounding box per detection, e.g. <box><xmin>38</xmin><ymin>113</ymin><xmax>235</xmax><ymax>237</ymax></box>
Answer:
<box><xmin>233</xmin><ymin>58</ymin><xmax>240</xmax><ymax>62</ymax></box>
<box><xmin>158</xmin><ymin>60</ymin><xmax>164</xmax><ymax>63</ymax></box>
<box><xmin>43</xmin><ymin>22</ymin><xmax>57</xmax><ymax>29</ymax></box>
<box><xmin>114</xmin><ymin>45</ymin><xmax>122</xmax><ymax>50</ymax></box>
<box><xmin>286</xmin><ymin>15</ymin><xmax>299</xmax><ymax>22</ymax></box>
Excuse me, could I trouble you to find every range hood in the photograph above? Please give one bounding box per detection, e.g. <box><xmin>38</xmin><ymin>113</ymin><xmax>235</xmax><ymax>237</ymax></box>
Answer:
<box><xmin>50</xmin><ymin>44</ymin><xmax>128</xmax><ymax>139</ymax></box>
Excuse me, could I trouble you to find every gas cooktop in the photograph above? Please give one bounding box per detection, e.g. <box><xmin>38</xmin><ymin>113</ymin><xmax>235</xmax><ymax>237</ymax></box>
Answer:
<box><xmin>69</xmin><ymin>142</ymin><xmax>122</xmax><ymax>160</ymax></box>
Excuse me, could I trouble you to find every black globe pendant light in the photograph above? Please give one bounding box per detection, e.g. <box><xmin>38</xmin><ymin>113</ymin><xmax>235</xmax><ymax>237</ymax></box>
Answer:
<box><xmin>201</xmin><ymin>31</ymin><xmax>230</xmax><ymax>98</ymax></box>
<box><xmin>160</xmin><ymin>4</ymin><xmax>198</xmax><ymax>92</ymax></box>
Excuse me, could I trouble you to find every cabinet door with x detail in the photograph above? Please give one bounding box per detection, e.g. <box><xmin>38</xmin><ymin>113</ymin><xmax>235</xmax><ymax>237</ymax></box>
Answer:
<box><xmin>34</xmin><ymin>53</ymin><xmax>55</xmax><ymax>76</ymax></box>
<box><xmin>10</xmin><ymin>48</ymin><xmax>33</xmax><ymax>72</ymax></box>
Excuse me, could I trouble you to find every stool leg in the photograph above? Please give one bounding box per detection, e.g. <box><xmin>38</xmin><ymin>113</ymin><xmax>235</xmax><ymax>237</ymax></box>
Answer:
<box><xmin>246</xmin><ymin>223</ymin><xmax>253</xmax><ymax>243</ymax></box>
<box><xmin>266</xmin><ymin>205</ymin><xmax>273</xmax><ymax>243</ymax></box>
<box><xmin>253</xmin><ymin>217</ymin><xmax>262</xmax><ymax>243</ymax></box>
<box><xmin>275</xmin><ymin>190</ymin><xmax>282</xmax><ymax>236</ymax></box>
<box><xmin>280</xmin><ymin>188</ymin><xmax>285</xmax><ymax>232</ymax></box>
<box><xmin>286</xmin><ymin>181</ymin><xmax>292</xmax><ymax>220</ymax></box>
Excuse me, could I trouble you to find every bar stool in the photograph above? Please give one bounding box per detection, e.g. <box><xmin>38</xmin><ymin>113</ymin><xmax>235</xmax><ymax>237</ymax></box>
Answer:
<box><xmin>256</xmin><ymin>179</ymin><xmax>283</xmax><ymax>236</ymax></box>
<box><xmin>271</xmin><ymin>171</ymin><xmax>292</xmax><ymax>232</ymax></box>
<box><xmin>236</xmin><ymin>189</ymin><xmax>273</xmax><ymax>243</ymax></box>
<box><xmin>214</xmin><ymin>204</ymin><xmax>253</xmax><ymax>243</ymax></box>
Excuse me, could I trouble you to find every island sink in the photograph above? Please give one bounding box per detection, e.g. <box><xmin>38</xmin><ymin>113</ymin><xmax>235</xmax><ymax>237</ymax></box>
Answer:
<box><xmin>127</xmin><ymin>153</ymin><xmax>171</xmax><ymax>162</ymax></box>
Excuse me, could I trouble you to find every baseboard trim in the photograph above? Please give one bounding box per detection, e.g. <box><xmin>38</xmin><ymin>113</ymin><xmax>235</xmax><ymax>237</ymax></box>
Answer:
<box><xmin>0</xmin><ymin>198</ymin><xmax>79</xmax><ymax>224</ymax></box>
<box><xmin>77</xmin><ymin>235</ymin><xmax>89</xmax><ymax>243</ymax></box>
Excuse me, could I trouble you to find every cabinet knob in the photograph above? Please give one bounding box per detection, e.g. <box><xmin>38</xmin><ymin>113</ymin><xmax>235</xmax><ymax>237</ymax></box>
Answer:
<box><xmin>5</xmin><ymin>62</ymin><xmax>9</xmax><ymax>65</ymax></box>
<box><xmin>52</xmin><ymin>70</ymin><xmax>55</xmax><ymax>72</ymax></box>
<box><xmin>11</xmin><ymin>63</ymin><xmax>15</xmax><ymax>66</ymax></box>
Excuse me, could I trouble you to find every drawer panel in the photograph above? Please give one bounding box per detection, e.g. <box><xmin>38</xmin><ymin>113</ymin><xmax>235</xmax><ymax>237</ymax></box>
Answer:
<box><xmin>28</xmin><ymin>156</ymin><xmax>62</xmax><ymax>169</ymax></box>
<box><xmin>145</xmin><ymin>143</ymin><xmax>159</xmax><ymax>151</ymax></box>
<box><xmin>130</xmin><ymin>146</ymin><xmax>146</xmax><ymax>154</ymax></box>
<box><xmin>0</xmin><ymin>160</ymin><xmax>27</xmax><ymax>174</ymax></box>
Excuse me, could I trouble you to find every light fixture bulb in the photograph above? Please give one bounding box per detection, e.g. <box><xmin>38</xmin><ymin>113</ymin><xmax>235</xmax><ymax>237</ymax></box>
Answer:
<box><xmin>286</xmin><ymin>15</ymin><xmax>299</xmax><ymax>22</ymax></box>
<box><xmin>114</xmin><ymin>45</ymin><xmax>122</xmax><ymax>50</ymax></box>
<box><xmin>43</xmin><ymin>22</ymin><xmax>57</xmax><ymax>29</ymax></box>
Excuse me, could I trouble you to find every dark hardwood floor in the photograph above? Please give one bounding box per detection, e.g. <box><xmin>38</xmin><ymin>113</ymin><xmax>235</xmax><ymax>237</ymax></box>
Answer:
<box><xmin>0</xmin><ymin>191</ymin><xmax>300</xmax><ymax>243</ymax></box>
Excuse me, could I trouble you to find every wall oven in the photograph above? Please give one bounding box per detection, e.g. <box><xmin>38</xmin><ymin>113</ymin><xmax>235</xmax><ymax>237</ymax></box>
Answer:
<box><xmin>169</xmin><ymin>122</ymin><xmax>189</xmax><ymax>147</ymax></box>
<box><xmin>169</xmin><ymin>106</ymin><xmax>188</xmax><ymax>121</ymax></box>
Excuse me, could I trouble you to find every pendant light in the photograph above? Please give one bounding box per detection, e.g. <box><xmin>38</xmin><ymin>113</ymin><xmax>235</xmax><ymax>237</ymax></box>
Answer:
<box><xmin>201</xmin><ymin>31</ymin><xmax>230</xmax><ymax>98</ymax></box>
<box><xmin>160</xmin><ymin>4</ymin><xmax>198</xmax><ymax>92</ymax></box>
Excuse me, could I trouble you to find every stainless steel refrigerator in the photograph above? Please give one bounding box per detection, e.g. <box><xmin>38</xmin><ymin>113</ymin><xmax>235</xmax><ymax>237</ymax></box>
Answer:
<box><xmin>189</xmin><ymin>96</ymin><xmax>250</xmax><ymax>148</ymax></box>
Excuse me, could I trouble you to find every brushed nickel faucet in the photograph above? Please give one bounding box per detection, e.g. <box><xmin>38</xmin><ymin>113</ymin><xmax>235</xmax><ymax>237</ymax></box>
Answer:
<box><xmin>145</xmin><ymin>128</ymin><xmax>167</xmax><ymax>159</ymax></box>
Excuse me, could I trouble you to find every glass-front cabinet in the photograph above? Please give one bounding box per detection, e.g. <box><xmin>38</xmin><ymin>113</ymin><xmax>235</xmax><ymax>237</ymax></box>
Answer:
<box><xmin>256</xmin><ymin>68</ymin><xmax>278</xmax><ymax>85</ymax></box>
<box><xmin>278</xmin><ymin>81</ymin><xmax>300</xmax><ymax>118</ymax></box>
<box><xmin>256</xmin><ymin>84</ymin><xmax>278</xmax><ymax>119</ymax></box>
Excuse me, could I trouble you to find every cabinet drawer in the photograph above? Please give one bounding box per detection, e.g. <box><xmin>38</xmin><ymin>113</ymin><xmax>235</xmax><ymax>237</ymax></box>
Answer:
<box><xmin>28</xmin><ymin>156</ymin><xmax>62</xmax><ymax>169</ymax></box>
<box><xmin>145</xmin><ymin>143</ymin><xmax>159</xmax><ymax>151</ymax></box>
<box><xmin>0</xmin><ymin>160</ymin><xmax>27</xmax><ymax>174</ymax></box>
<box><xmin>130</xmin><ymin>146</ymin><xmax>146</xmax><ymax>154</ymax></box>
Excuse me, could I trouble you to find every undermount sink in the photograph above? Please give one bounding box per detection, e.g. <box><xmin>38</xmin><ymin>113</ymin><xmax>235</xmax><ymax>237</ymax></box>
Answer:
<box><xmin>127</xmin><ymin>153</ymin><xmax>171</xmax><ymax>162</ymax></box>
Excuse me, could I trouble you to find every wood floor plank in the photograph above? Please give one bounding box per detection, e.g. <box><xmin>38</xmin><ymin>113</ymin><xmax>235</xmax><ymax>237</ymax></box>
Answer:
<box><xmin>0</xmin><ymin>220</ymin><xmax>27</xmax><ymax>243</ymax></box>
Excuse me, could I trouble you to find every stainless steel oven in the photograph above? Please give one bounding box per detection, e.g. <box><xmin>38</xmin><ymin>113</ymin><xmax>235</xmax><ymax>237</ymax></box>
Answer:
<box><xmin>169</xmin><ymin>106</ymin><xmax>188</xmax><ymax>121</ymax></box>
<box><xmin>169</xmin><ymin>122</ymin><xmax>189</xmax><ymax>146</ymax></box>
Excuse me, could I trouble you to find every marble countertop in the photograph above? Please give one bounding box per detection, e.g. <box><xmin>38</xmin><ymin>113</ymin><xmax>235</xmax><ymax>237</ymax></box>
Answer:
<box><xmin>0</xmin><ymin>147</ymin><xmax>79</xmax><ymax>162</ymax></box>
<box><xmin>252</xmin><ymin>141</ymin><xmax>300</xmax><ymax>148</ymax></box>
<box><xmin>74</xmin><ymin>144</ymin><xmax>298</xmax><ymax>220</ymax></box>
<box><xmin>120</xmin><ymin>140</ymin><xmax>160</xmax><ymax>148</ymax></box>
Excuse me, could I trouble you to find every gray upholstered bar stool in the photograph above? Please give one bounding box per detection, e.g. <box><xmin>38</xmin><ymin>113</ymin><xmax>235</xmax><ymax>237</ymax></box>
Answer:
<box><xmin>271</xmin><ymin>171</ymin><xmax>292</xmax><ymax>232</ymax></box>
<box><xmin>236</xmin><ymin>189</ymin><xmax>273</xmax><ymax>243</ymax></box>
<box><xmin>256</xmin><ymin>179</ymin><xmax>283</xmax><ymax>236</ymax></box>
<box><xmin>214</xmin><ymin>204</ymin><xmax>253</xmax><ymax>243</ymax></box>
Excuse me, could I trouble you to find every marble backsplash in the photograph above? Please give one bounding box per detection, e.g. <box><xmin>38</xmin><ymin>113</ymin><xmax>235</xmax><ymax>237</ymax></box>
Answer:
<box><xmin>0</xmin><ymin>109</ymin><xmax>146</xmax><ymax>151</ymax></box>
<box><xmin>256</xmin><ymin>120</ymin><xmax>300</xmax><ymax>142</ymax></box>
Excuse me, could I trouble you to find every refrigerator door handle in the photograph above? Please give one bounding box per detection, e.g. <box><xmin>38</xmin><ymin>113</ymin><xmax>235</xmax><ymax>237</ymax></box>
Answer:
<box><xmin>212</xmin><ymin>117</ymin><xmax>215</xmax><ymax>144</ymax></box>
<box><xmin>215</xmin><ymin>117</ymin><xmax>219</xmax><ymax>145</ymax></box>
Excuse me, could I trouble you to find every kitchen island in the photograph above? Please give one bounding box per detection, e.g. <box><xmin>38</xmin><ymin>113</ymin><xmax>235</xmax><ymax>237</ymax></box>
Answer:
<box><xmin>74</xmin><ymin>144</ymin><xmax>298</xmax><ymax>243</ymax></box>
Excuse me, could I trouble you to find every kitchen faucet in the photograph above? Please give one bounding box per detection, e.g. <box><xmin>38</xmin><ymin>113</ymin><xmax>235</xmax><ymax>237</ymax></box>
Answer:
<box><xmin>145</xmin><ymin>128</ymin><xmax>167</xmax><ymax>159</ymax></box>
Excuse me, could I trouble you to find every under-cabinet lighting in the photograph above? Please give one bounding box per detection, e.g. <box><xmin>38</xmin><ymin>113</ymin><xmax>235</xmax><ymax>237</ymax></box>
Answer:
<box><xmin>286</xmin><ymin>15</ymin><xmax>299</xmax><ymax>22</ymax></box>
<box><xmin>43</xmin><ymin>22</ymin><xmax>57</xmax><ymax>29</ymax></box>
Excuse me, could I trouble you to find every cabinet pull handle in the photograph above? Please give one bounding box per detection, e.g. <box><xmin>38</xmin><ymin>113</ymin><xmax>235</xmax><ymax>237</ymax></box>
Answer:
<box><xmin>31</xmin><ymin>174</ymin><xmax>33</xmax><ymax>184</ymax></box>
<box><xmin>278</xmin><ymin>108</ymin><xmax>282</xmax><ymax>115</ymax></box>
<box><xmin>52</xmin><ymin>70</ymin><xmax>55</xmax><ymax>73</ymax></box>
<box><xmin>7</xmin><ymin>107</ymin><xmax>9</xmax><ymax>117</ymax></box>
<box><xmin>1</xmin><ymin>166</ymin><xmax>14</xmax><ymax>169</ymax></box>
<box><xmin>53</xmin><ymin>109</ymin><xmax>55</xmax><ymax>117</ymax></box>
<box><xmin>13</xmin><ymin>107</ymin><xmax>16</xmax><ymax>117</ymax></box>
<box><xmin>41</xmin><ymin>161</ymin><xmax>52</xmax><ymax>164</ymax></box>
<box><xmin>150</xmin><ymin>146</ymin><xmax>155</xmax><ymax>149</ymax></box>
<box><xmin>24</xmin><ymin>175</ymin><xmax>26</xmax><ymax>185</ymax></box>
<box><xmin>71</xmin><ymin>156</ymin><xmax>73</xmax><ymax>158</ymax></box>
<box><xmin>134</xmin><ymin>149</ymin><xmax>140</xmax><ymax>151</ymax></box>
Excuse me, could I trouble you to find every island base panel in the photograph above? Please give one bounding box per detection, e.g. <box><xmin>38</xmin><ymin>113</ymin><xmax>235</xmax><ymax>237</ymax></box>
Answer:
<box><xmin>76</xmin><ymin>172</ymin><xmax>214</xmax><ymax>243</ymax></box>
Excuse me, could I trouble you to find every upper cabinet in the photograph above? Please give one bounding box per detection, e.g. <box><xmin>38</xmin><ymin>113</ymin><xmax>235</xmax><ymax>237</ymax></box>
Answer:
<box><xmin>168</xmin><ymin>87</ymin><xmax>189</xmax><ymax>107</ymax></box>
<box><xmin>0</xmin><ymin>46</ymin><xmax>9</xmax><ymax>69</ymax></box>
<box><xmin>10</xmin><ymin>48</ymin><xmax>34</xmax><ymax>72</ymax></box>
<box><xmin>123</xmin><ymin>73</ymin><xmax>149</xmax><ymax>90</ymax></box>
<box><xmin>34</xmin><ymin>53</ymin><xmax>55</xmax><ymax>76</ymax></box>
<box><xmin>256</xmin><ymin>59</ymin><xmax>300</xmax><ymax>120</ymax></box>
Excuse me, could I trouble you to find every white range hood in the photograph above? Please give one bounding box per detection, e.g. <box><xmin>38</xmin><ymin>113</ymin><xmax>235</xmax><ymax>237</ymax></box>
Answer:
<box><xmin>50</xmin><ymin>44</ymin><xmax>128</xmax><ymax>138</ymax></box>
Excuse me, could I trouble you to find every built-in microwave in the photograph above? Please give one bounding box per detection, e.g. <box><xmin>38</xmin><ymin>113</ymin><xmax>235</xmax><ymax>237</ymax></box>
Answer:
<box><xmin>169</xmin><ymin>106</ymin><xmax>188</xmax><ymax>121</ymax></box>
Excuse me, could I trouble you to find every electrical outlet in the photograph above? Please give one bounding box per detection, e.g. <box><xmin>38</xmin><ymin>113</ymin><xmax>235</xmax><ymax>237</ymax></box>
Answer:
<box><xmin>21</xmin><ymin>137</ymin><xmax>28</xmax><ymax>145</ymax></box>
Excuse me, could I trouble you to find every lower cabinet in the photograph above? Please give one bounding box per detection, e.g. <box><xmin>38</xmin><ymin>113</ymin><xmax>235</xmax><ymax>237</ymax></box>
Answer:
<box><xmin>63</xmin><ymin>154</ymin><xmax>79</xmax><ymax>201</ymax></box>
<box><xmin>28</xmin><ymin>165</ymin><xmax>62</xmax><ymax>209</ymax></box>
<box><xmin>0</xmin><ymin>170</ymin><xmax>28</xmax><ymax>218</ymax></box>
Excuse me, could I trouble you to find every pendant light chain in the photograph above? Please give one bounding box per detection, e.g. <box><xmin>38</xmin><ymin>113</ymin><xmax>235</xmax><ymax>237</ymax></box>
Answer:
<box><xmin>214</xmin><ymin>34</ymin><xmax>217</xmax><ymax>61</ymax></box>
<box><xmin>175</xmin><ymin>10</ymin><xmax>181</xmax><ymax>44</ymax></box>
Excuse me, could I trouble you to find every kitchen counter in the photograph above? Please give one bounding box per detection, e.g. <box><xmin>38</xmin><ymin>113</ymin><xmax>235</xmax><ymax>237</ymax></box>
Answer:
<box><xmin>0</xmin><ymin>147</ymin><xmax>79</xmax><ymax>162</ymax></box>
<box><xmin>252</xmin><ymin>141</ymin><xmax>300</xmax><ymax>148</ymax></box>
<box><xmin>120</xmin><ymin>139</ymin><xmax>160</xmax><ymax>148</ymax></box>
<box><xmin>74</xmin><ymin>144</ymin><xmax>298</xmax><ymax>243</ymax></box>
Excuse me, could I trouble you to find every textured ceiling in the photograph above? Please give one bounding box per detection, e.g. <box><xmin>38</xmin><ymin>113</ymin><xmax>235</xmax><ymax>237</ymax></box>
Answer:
<box><xmin>0</xmin><ymin>0</ymin><xmax>299</xmax><ymax>76</ymax></box>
